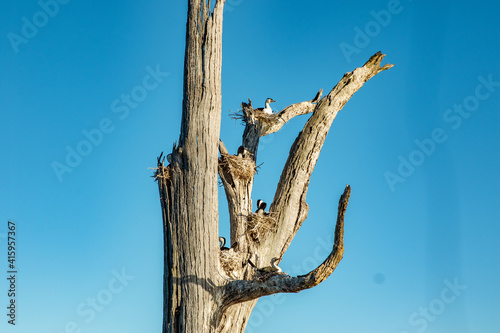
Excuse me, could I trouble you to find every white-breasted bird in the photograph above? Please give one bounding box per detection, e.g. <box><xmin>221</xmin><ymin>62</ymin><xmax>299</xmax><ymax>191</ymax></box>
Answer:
<box><xmin>237</xmin><ymin>146</ymin><xmax>246</xmax><ymax>158</ymax></box>
<box><xmin>254</xmin><ymin>257</ymin><xmax>282</xmax><ymax>273</ymax></box>
<box><xmin>255</xmin><ymin>98</ymin><xmax>276</xmax><ymax>115</ymax></box>
<box><xmin>219</xmin><ymin>237</ymin><xmax>229</xmax><ymax>250</ymax></box>
<box><xmin>256</xmin><ymin>199</ymin><xmax>267</xmax><ymax>216</ymax></box>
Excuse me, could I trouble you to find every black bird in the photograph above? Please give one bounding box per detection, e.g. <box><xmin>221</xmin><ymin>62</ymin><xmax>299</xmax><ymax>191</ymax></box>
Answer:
<box><xmin>237</xmin><ymin>146</ymin><xmax>246</xmax><ymax>158</ymax></box>
<box><xmin>256</xmin><ymin>199</ymin><xmax>267</xmax><ymax>216</ymax></box>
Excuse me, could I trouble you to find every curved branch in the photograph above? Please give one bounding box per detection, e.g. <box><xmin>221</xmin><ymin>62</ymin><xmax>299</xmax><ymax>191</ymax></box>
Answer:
<box><xmin>221</xmin><ymin>186</ymin><xmax>350</xmax><ymax>307</ymax></box>
<box><xmin>268</xmin><ymin>52</ymin><xmax>392</xmax><ymax>258</ymax></box>
<box><xmin>240</xmin><ymin>89</ymin><xmax>322</xmax><ymax>159</ymax></box>
<box><xmin>261</xmin><ymin>89</ymin><xmax>323</xmax><ymax>136</ymax></box>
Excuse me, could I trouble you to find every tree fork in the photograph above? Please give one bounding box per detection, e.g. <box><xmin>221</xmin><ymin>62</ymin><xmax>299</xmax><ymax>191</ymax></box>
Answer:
<box><xmin>220</xmin><ymin>185</ymin><xmax>351</xmax><ymax>308</ymax></box>
<box><xmin>155</xmin><ymin>0</ymin><xmax>393</xmax><ymax>331</ymax></box>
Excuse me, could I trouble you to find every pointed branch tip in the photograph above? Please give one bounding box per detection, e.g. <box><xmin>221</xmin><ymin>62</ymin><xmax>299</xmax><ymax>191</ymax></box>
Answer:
<box><xmin>365</xmin><ymin>51</ymin><xmax>394</xmax><ymax>72</ymax></box>
<box><xmin>342</xmin><ymin>185</ymin><xmax>351</xmax><ymax>201</ymax></box>
<box><xmin>311</xmin><ymin>89</ymin><xmax>323</xmax><ymax>103</ymax></box>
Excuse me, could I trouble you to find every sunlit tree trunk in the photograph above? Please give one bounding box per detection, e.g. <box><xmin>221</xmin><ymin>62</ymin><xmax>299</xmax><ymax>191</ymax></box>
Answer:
<box><xmin>155</xmin><ymin>1</ymin><xmax>393</xmax><ymax>332</ymax></box>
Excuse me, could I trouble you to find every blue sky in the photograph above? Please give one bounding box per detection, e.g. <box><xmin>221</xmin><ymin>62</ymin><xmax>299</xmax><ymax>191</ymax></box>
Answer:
<box><xmin>1</xmin><ymin>0</ymin><xmax>499</xmax><ymax>332</ymax></box>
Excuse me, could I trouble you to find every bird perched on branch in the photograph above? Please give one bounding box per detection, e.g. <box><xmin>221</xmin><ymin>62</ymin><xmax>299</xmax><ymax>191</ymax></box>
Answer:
<box><xmin>248</xmin><ymin>257</ymin><xmax>282</xmax><ymax>273</ymax></box>
<box><xmin>255</xmin><ymin>98</ymin><xmax>276</xmax><ymax>115</ymax></box>
<box><xmin>262</xmin><ymin>257</ymin><xmax>282</xmax><ymax>273</ymax></box>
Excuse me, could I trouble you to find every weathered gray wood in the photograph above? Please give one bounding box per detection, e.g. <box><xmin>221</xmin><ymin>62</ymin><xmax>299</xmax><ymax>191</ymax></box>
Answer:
<box><xmin>220</xmin><ymin>186</ymin><xmax>350</xmax><ymax>307</ymax></box>
<box><xmin>156</xmin><ymin>1</ymin><xmax>393</xmax><ymax>331</ymax></box>
<box><xmin>217</xmin><ymin>139</ymin><xmax>254</xmax><ymax>256</ymax></box>
<box><xmin>161</xmin><ymin>1</ymin><xmax>225</xmax><ymax>332</ymax></box>
<box><xmin>267</xmin><ymin>52</ymin><xmax>393</xmax><ymax>262</ymax></box>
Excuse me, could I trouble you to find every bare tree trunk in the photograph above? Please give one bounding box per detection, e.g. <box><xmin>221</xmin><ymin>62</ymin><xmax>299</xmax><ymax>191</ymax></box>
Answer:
<box><xmin>155</xmin><ymin>1</ymin><xmax>393</xmax><ymax>332</ymax></box>
<box><xmin>158</xmin><ymin>1</ymin><xmax>224</xmax><ymax>331</ymax></box>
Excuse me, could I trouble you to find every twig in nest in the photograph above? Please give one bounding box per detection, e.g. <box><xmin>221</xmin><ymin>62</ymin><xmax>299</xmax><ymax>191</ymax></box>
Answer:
<box><xmin>152</xmin><ymin>165</ymin><xmax>171</xmax><ymax>181</ymax></box>
<box><xmin>220</xmin><ymin>249</ymin><xmax>243</xmax><ymax>279</ymax></box>
<box><xmin>219</xmin><ymin>152</ymin><xmax>256</xmax><ymax>181</ymax></box>
<box><xmin>229</xmin><ymin>110</ymin><xmax>245</xmax><ymax>125</ymax></box>
<box><xmin>247</xmin><ymin>212</ymin><xmax>277</xmax><ymax>242</ymax></box>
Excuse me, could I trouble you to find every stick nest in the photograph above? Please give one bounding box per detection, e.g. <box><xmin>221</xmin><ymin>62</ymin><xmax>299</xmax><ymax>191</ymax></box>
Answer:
<box><xmin>153</xmin><ymin>165</ymin><xmax>171</xmax><ymax>181</ymax></box>
<box><xmin>219</xmin><ymin>152</ymin><xmax>256</xmax><ymax>180</ymax></box>
<box><xmin>247</xmin><ymin>213</ymin><xmax>277</xmax><ymax>242</ymax></box>
<box><xmin>230</xmin><ymin>109</ymin><xmax>278</xmax><ymax>127</ymax></box>
<box><xmin>253</xmin><ymin>112</ymin><xmax>279</xmax><ymax>126</ymax></box>
<box><xmin>220</xmin><ymin>249</ymin><xmax>243</xmax><ymax>277</ymax></box>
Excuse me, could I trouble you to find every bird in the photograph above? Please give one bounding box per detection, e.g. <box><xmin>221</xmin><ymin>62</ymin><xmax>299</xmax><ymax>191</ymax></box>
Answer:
<box><xmin>167</xmin><ymin>154</ymin><xmax>172</xmax><ymax>164</ymax></box>
<box><xmin>262</xmin><ymin>257</ymin><xmax>282</xmax><ymax>273</ymax></box>
<box><xmin>255</xmin><ymin>98</ymin><xmax>276</xmax><ymax>115</ymax></box>
<box><xmin>219</xmin><ymin>237</ymin><xmax>229</xmax><ymax>250</ymax></box>
<box><xmin>237</xmin><ymin>146</ymin><xmax>246</xmax><ymax>158</ymax></box>
<box><xmin>256</xmin><ymin>199</ymin><xmax>267</xmax><ymax>216</ymax></box>
<box><xmin>249</xmin><ymin>257</ymin><xmax>282</xmax><ymax>273</ymax></box>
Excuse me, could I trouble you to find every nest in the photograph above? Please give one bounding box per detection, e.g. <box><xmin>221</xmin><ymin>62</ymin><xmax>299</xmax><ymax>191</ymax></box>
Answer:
<box><xmin>219</xmin><ymin>152</ymin><xmax>256</xmax><ymax>180</ymax></box>
<box><xmin>229</xmin><ymin>110</ymin><xmax>245</xmax><ymax>125</ymax></box>
<box><xmin>219</xmin><ymin>249</ymin><xmax>243</xmax><ymax>278</ymax></box>
<box><xmin>253</xmin><ymin>112</ymin><xmax>278</xmax><ymax>126</ymax></box>
<box><xmin>230</xmin><ymin>109</ymin><xmax>278</xmax><ymax>127</ymax></box>
<box><xmin>153</xmin><ymin>165</ymin><xmax>171</xmax><ymax>181</ymax></box>
<box><xmin>247</xmin><ymin>213</ymin><xmax>277</xmax><ymax>242</ymax></box>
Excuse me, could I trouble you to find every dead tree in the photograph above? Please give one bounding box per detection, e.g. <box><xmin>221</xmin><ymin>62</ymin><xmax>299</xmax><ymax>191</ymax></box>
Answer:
<box><xmin>154</xmin><ymin>1</ymin><xmax>393</xmax><ymax>332</ymax></box>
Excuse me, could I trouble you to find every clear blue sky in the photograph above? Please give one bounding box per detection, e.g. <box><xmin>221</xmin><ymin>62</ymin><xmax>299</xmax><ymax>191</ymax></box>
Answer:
<box><xmin>1</xmin><ymin>0</ymin><xmax>499</xmax><ymax>332</ymax></box>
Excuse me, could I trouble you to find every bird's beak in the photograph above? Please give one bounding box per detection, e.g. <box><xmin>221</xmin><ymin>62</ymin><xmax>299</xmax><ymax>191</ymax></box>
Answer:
<box><xmin>271</xmin><ymin>99</ymin><xmax>276</xmax><ymax>103</ymax></box>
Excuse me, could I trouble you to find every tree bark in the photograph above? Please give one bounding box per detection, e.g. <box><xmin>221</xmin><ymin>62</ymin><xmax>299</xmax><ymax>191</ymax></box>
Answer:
<box><xmin>155</xmin><ymin>1</ymin><xmax>393</xmax><ymax>332</ymax></box>
<box><xmin>160</xmin><ymin>1</ymin><xmax>225</xmax><ymax>331</ymax></box>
